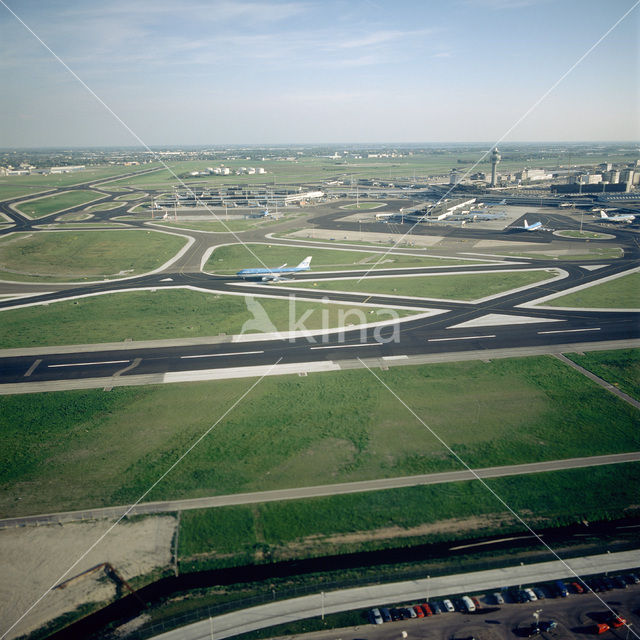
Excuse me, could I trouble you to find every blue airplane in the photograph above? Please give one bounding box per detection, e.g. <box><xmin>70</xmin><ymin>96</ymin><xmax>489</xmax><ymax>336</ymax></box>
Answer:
<box><xmin>236</xmin><ymin>256</ymin><xmax>312</xmax><ymax>281</ymax></box>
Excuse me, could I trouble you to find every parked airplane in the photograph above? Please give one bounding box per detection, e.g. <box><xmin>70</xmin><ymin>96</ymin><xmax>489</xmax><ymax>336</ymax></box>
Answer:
<box><xmin>598</xmin><ymin>210</ymin><xmax>635</xmax><ymax>223</ymax></box>
<box><xmin>237</xmin><ymin>256</ymin><xmax>312</xmax><ymax>281</ymax></box>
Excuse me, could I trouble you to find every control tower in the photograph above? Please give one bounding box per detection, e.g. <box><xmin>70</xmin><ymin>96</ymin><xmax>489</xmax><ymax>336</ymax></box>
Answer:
<box><xmin>490</xmin><ymin>147</ymin><xmax>501</xmax><ymax>187</ymax></box>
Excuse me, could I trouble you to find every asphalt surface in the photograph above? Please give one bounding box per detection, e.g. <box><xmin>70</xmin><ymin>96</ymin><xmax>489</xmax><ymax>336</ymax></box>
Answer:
<box><xmin>0</xmin><ymin>185</ymin><xmax>638</xmax><ymax>390</ymax></box>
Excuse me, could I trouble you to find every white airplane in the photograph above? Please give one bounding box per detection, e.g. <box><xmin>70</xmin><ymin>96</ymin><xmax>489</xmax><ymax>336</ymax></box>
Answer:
<box><xmin>236</xmin><ymin>256</ymin><xmax>312</xmax><ymax>281</ymax></box>
<box><xmin>598</xmin><ymin>210</ymin><xmax>635</xmax><ymax>223</ymax></box>
<box><xmin>510</xmin><ymin>219</ymin><xmax>543</xmax><ymax>232</ymax></box>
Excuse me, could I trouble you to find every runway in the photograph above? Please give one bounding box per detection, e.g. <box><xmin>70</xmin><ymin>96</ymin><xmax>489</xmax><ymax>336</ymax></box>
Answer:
<box><xmin>1</xmin><ymin>185</ymin><xmax>639</xmax><ymax>393</ymax></box>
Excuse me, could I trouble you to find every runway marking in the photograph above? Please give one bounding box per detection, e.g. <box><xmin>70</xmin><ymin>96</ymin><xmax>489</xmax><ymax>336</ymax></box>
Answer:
<box><xmin>382</xmin><ymin>355</ymin><xmax>409</xmax><ymax>360</ymax></box>
<box><xmin>428</xmin><ymin>335</ymin><xmax>496</xmax><ymax>342</ymax></box>
<box><xmin>310</xmin><ymin>343</ymin><xmax>379</xmax><ymax>350</ymax></box>
<box><xmin>180</xmin><ymin>350</ymin><xmax>264</xmax><ymax>359</ymax></box>
<box><xmin>538</xmin><ymin>328</ymin><xmax>601</xmax><ymax>335</ymax></box>
<box><xmin>24</xmin><ymin>359</ymin><xmax>42</xmax><ymax>377</ymax></box>
<box><xmin>48</xmin><ymin>360</ymin><xmax>130</xmax><ymax>368</ymax></box>
<box><xmin>113</xmin><ymin>358</ymin><xmax>141</xmax><ymax>377</ymax></box>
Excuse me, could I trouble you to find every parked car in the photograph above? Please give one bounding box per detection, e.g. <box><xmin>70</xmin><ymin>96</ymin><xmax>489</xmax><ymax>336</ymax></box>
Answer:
<box><xmin>421</xmin><ymin>603</ymin><xmax>433</xmax><ymax>616</ymax></box>
<box><xmin>612</xmin><ymin>576</ymin><xmax>627</xmax><ymax>589</ymax></box>
<box><xmin>427</xmin><ymin>601</ymin><xmax>439</xmax><ymax>614</ymax></box>
<box><xmin>390</xmin><ymin>608</ymin><xmax>402</xmax><ymax>621</ymax></box>
<box><xmin>413</xmin><ymin>605</ymin><xmax>424</xmax><ymax>618</ymax></box>
<box><xmin>554</xmin><ymin>580</ymin><xmax>568</xmax><ymax>597</ymax></box>
<box><xmin>380</xmin><ymin>607</ymin><xmax>392</xmax><ymax>622</ymax></box>
<box><xmin>602</xmin><ymin>577</ymin><xmax>615</xmax><ymax>590</ymax></box>
<box><xmin>369</xmin><ymin>608</ymin><xmax>383</xmax><ymax>625</ymax></box>
<box><xmin>492</xmin><ymin>591</ymin><xmax>505</xmax><ymax>605</ymax></box>
<box><xmin>460</xmin><ymin>595</ymin><xmax>476</xmax><ymax>612</ymax></box>
<box><xmin>626</xmin><ymin>572</ymin><xmax>640</xmax><ymax>584</ymax></box>
<box><xmin>442</xmin><ymin>598</ymin><xmax>455</xmax><ymax>612</ymax></box>
<box><xmin>609</xmin><ymin>615</ymin><xmax>626</xmax><ymax>629</ymax></box>
<box><xmin>571</xmin><ymin>582</ymin><xmax>584</xmax><ymax>594</ymax></box>
<box><xmin>541</xmin><ymin>621</ymin><xmax>558</xmax><ymax>632</ymax></box>
<box><xmin>591</xmin><ymin>623</ymin><xmax>610</xmax><ymax>634</ymax></box>
<box><xmin>532</xmin><ymin>587</ymin><xmax>545</xmax><ymax>600</ymax></box>
<box><xmin>524</xmin><ymin>587</ymin><xmax>538</xmax><ymax>601</ymax></box>
<box><xmin>471</xmin><ymin>596</ymin><xmax>481</xmax><ymax>610</ymax></box>
<box><xmin>403</xmin><ymin>607</ymin><xmax>416</xmax><ymax>619</ymax></box>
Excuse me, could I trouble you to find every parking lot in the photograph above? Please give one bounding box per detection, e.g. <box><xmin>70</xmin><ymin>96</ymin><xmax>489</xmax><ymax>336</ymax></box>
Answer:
<box><xmin>278</xmin><ymin>573</ymin><xmax>640</xmax><ymax>640</ymax></box>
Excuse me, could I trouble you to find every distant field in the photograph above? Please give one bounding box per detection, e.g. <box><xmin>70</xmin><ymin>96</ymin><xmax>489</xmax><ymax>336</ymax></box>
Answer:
<box><xmin>104</xmin><ymin>153</ymin><xmax>637</xmax><ymax>189</ymax></box>
<box><xmin>204</xmin><ymin>243</ymin><xmax>480</xmax><ymax>275</ymax></box>
<box><xmin>85</xmin><ymin>202</ymin><xmax>122</xmax><ymax>211</ymax></box>
<box><xmin>541</xmin><ymin>271</ymin><xmax>640</xmax><ymax>308</ymax></box>
<box><xmin>153</xmin><ymin>219</ymin><xmax>269</xmax><ymax>232</ymax></box>
<box><xmin>14</xmin><ymin>190</ymin><xmax>104</xmax><ymax>218</ymax></box>
<box><xmin>1</xmin><ymin>355</ymin><xmax>638</xmax><ymax>517</ymax></box>
<box><xmin>283</xmin><ymin>270</ymin><xmax>556</xmax><ymax>300</ymax></box>
<box><xmin>565</xmin><ymin>349</ymin><xmax>640</xmax><ymax>400</ymax></box>
<box><xmin>0</xmin><ymin>230</ymin><xmax>185</xmax><ymax>282</ymax></box>
<box><xmin>496</xmin><ymin>247</ymin><xmax>623</xmax><ymax>261</ymax></box>
<box><xmin>0</xmin><ymin>166</ymin><xmax>144</xmax><ymax>201</ymax></box>
<box><xmin>0</xmin><ymin>290</ymin><xmax>413</xmax><ymax>348</ymax></box>
<box><xmin>178</xmin><ymin>463</ymin><xmax>640</xmax><ymax>570</ymax></box>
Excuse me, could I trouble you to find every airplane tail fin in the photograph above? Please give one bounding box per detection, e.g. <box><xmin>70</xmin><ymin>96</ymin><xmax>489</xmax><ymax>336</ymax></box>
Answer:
<box><xmin>524</xmin><ymin>219</ymin><xmax>529</xmax><ymax>228</ymax></box>
<box><xmin>296</xmin><ymin>256</ymin><xmax>312</xmax><ymax>270</ymax></box>
<box><xmin>600</xmin><ymin>210</ymin><xmax>608</xmax><ymax>219</ymax></box>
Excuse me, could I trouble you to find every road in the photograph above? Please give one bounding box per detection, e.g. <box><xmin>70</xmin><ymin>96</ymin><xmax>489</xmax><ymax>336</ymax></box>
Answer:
<box><xmin>148</xmin><ymin>550</ymin><xmax>640</xmax><ymax>640</ymax></box>
<box><xmin>2</xmin><ymin>451</ymin><xmax>638</xmax><ymax>528</ymax></box>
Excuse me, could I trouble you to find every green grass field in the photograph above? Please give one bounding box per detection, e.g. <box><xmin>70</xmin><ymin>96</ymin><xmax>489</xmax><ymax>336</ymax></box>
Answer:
<box><xmin>0</xmin><ymin>230</ymin><xmax>186</xmax><ymax>281</ymax></box>
<box><xmin>178</xmin><ymin>462</ymin><xmax>640</xmax><ymax>569</ymax></box>
<box><xmin>0</xmin><ymin>290</ymin><xmax>413</xmax><ymax>348</ymax></box>
<box><xmin>565</xmin><ymin>349</ymin><xmax>640</xmax><ymax>400</ymax></box>
<box><xmin>55</xmin><ymin>212</ymin><xmax>94</xmax><ymax>221</ymax></box>
<box><xmin>283</xmin><ymin>270</ymin><xmax>556</xmax><ymax>300</ymax></box>
<box><xmin>555</xmin><ymin>230</ymin><xmax>611</xmax><ymax>239</ymax></box>
<box><xmin>0</xmin><ymin>166</ymin><xmax>145</xmax><ymax>202</ymax></box>
<box><xmin>1</xmin><ymin>355</ymin><xmax>638</xmax><ymax>518</ymax></box>
<box><xmin>153</xmin><ymin>219</ymin><xmax>269</xmax><ymax>232</ymax></box>
<box><xmin>205</xmin><ymin>243</ymin><xmax>479</xmax><ymax>275</ymax></box>
<box><xmin>85</xmin><ymin>202</ymin><xmax>122</xmax><ymax>211</ymax></box>
<box><xmin>542</xmin><ymin>272</ymin><xmax>640</xmax><ymax>308</ymax></box>
<box><xmin>14</xmin><ymin>190</ymin><xmax>104</xmax><ymax>218</ymax></box>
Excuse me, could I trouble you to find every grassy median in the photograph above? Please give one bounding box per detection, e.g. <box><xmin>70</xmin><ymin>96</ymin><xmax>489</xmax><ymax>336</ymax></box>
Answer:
<box><xmin>0</xmin><ymin>290</ymin><xmax>414</xmax><ymax>348</ymax></box>
<box><xmin>0</xmin><ymin>229</ymin><xmax>186</xmax><ymax>282</ymax></box>
<box><xmin>283</xmin><ymin>269</ymin><xmax>557</xmax><ymax>300</ymax></box>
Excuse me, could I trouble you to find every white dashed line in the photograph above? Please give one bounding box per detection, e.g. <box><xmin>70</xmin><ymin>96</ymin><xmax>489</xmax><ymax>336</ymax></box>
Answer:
<box><xmin>180</xmin><ymin>351</ymin><xmax>264</xmax><ymax>359</ymax></box>
<box><xmin>538</xmin><ymin>328</ymin><xmax>601</xmax><ymax>335</ymax></box>
<box><xmin>48</xmin><ymin>360</ymin><xmax>130</xmax><ymax>368</ymax></box>
<box><xmin>310</xmin><ymin>343</ymin><xmax>379</xmax><ymax>350</ymax></box>
<box><xmin>428</xmin><ymin>335</ymin><xmax>496</xmax><ymax>342</ymax></box>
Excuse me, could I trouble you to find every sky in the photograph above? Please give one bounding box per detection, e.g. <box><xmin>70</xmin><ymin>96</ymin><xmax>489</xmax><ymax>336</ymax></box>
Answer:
<box><xmin>0</xmin><ymin>0</ymin><xmax>638</xmax><ymax>147</ymax></box>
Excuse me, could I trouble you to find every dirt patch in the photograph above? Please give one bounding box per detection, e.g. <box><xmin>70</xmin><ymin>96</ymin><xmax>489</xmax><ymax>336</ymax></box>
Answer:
<box><xmin>0</xmin><ymin>515</ymin><xmax>176</xmax><ymax>640</ymax></box>
<box><xmin>270</xmin><ymin>513</ymin><xmax>517</xmax><ymax>560</ymax></box>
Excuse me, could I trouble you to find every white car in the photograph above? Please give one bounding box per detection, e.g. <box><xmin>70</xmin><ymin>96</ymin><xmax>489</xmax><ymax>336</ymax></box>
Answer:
<box><xmin>442</xmin><ymin>598</ymin><xmax>455</xmax><ymax>612</ymax></box>
<box><xmin>524</xmin><ymin>588</ymin><xmax>538</xmax><ymax>601</ymax></box>
<box><xmin>369</xmin><ymin>608</ymin><xmax>383</xmax><ymax>625</ymax></box>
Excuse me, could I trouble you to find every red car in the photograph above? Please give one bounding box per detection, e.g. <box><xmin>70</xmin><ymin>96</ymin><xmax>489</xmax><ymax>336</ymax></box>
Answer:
<box><xmin>413</xmin><ymin>605</ymin><xmax>424</xmax><ymax>618</ymax></box>
<box><xmin>572</xmin><ymin>581</ymin><xmax>584</xmax><ymax>594</ymax></box>
<box><xmin>592</xmin><ymin>623</ymin><xmax>610</xmax><ymax>635</ymax></box>
<box><xmin>421</xmin><ymin>603</ymin><xmax>433</xmax><ymax>616</ymax></box>
<box><xmin>610</xmin><ymin>616</ymin><xmax>626</xmax><ymax>629</ymax></box>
